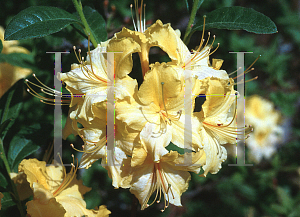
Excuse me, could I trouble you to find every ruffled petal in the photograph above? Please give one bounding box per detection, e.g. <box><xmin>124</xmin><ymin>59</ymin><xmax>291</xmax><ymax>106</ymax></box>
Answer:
<box><xmin>200</xmin><ymin>128</ymin><xmax>227</xmax><ymax>176</ymax></box>
<box><xmin>107</xmin><ymin>35</ymin><xmax>141</xmax><ymax>78</ymax></box>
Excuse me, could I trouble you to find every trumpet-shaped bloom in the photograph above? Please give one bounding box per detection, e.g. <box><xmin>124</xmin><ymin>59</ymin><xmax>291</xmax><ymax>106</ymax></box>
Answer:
<box><xmin>18</xmin><ymin>159</ymin><xmax>110</xmax><ymax>217</ymax></box>
<box><xmin>116</xmin><ymin>62</ymin><xmax>203</xmax><ymax>153</ymax></box>
<box><xmin>245</xmin><ymin>95</ymin><xmax>283</xmax><ymax>163</ymax></box>
<box><xmin>0</xmin><ymin>26</ymin><xmax>32</xmax><ymax>98</ymax></box>
<box><xmin>195</xmin><ymin>77</ymin><xmax>241</xmax><ymax>176</ymax></box>
<box><xmin>59</xmin><ymin>43</ymin><xmax>110</xmax><ymax>124</ymax></box>
<box><xmin>130</xmin><ymin>123</ymin><xmax>206</xmax><ymax>210</ymax></box>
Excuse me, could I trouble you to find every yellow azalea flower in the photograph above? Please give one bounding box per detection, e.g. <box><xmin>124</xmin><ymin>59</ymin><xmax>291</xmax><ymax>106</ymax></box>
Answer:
<box><xmin>168</xmin><ymin>30</ymin><xmax>229</xmax><ymax>81</ymax></box>
<box><xmin>18</xmin><ymin>158</ymin><xmax>110</xmax><ymax>217</ymax></box>
<box><xmin>194</xmin><ymin>77</ymin><xmax>243</xmax><ymax>176</ymax></box>
<box><xmin>59</xmin><ymin>42</ymin><xmax>111</xmax><ymax>125</ymax></box>
<box><xmin>0</xmin><ymin>26</ymin><xmax>32</xmax><ymax>98</ymax></box>
<box><xmin>109</xmin><ymin>17</ymin><xmax>229</xmax><ymax>81</ymax></box>
<box><xmin>125</xmin><ymin>123</ymin><xmax>205</xmax><ymax>210</ymax></box>
<box><xmin>60</xmin><ymin>40</ymin><xmax>139</xmax><ymax>140</ymax></box>
<box><xmin>109</xmin><ymin>19</ymin><xmax>184</xmax><ymax>76</ymax></box>
<box><xmin>116</xmin><ymin>62</ymin><xmax>204</xmax><ymax>153</ymax></box>
<box><xmin>245</xmin><ymin>95</ymin><xmax>283</xmax><ymax>163</ymax></box>
<box><xmin>0</xmin><ymin>192</ymin><xmax>3</xmax><ymax>210</ymax></box>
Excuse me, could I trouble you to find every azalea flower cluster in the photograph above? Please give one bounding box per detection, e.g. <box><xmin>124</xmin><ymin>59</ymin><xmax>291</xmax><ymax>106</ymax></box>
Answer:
<box><xmin>245</xmin><ymin>95</ymin><xmax>283</xmax><ymax>163</ymax></box>
<box><xmin>60</xmin><ymin>18</ymin><xmax>246</xmax><ymax>210</ymax></box>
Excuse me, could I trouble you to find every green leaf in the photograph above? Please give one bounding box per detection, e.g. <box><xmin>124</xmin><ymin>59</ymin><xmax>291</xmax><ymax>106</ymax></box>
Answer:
<box><xmin>0</xmin><ymin>119</ymin><xmax>11</xmax><ymax>136</ymax></box>
<box><xmin>0</xmin><ymin>53</ymin><xmax>34</xmax><ymax>69</ymax></box>
<box><xmin>0</xmin><ymin>39</ymin><xmax>3</xmax><ymax>53</ymax></box>
<box><xmin>74</xmin><ymin>6</ymin><xmax>107</xmax><ymax>43</ymax></box>
<box><xmin>0</xmin><ymin>80</ymin><xmax>23</xmax><ymax>139</ymax></box>
<box><xmin>166</xmin><ymin>142</ymin><xmax>192</xmax><ymax>155</ymax></box>
<box><xmin>4</xmin><ymin>6</ymin><xmax>81</xmax><ymax>40</ymax></box>
<box><xmin>0</xmin><ymin>192</ymin><xmax>16</xmax><ymax>210</ymax></box>
<box><xmin>7</xmin><ymin>123</ymin><xmax>51</xmax><ymax>172</ymax></box>
<box><xmin>191</xmin><ymin>6</ymin><xmax>277</xmax><ymax>34</ymax></box>
<box><xmin>0</xmin><ymin>169</ymin><xmax>8</xmax><ymax>188</ymax></box>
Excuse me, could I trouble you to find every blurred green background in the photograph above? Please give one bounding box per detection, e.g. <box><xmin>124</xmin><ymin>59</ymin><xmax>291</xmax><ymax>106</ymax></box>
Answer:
<box><xmin>1</xmin><ymin>0</ymin><xmax>300</xmax><ymax>216</ymax></box>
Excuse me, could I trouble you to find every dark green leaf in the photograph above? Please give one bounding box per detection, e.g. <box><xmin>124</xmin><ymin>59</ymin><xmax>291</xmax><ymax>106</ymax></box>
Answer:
<box><xmin>0</xmin><ymin>169</ymin><xmax>8</xmax><ymax>188</ymax></box>
<box><xmin>7</xmin><ymin>124</ymin><xmax>51</xmax><ymax>172</ymax></box>
<box><xmin>4</xmin><ymin>6</ymin><xmax>81</xmax><ymax>40</ymax></box>
<box><xmin>192</xmin><ymin>6</ymin><xmax>277</xmax><ymax>34</ymax></box>
<box><xmin>0</xmin><ymin>39</ymin><xmax>3</xmax><ymax>53</ymax></box>
<box><xmin>0</xmin><ymin>80</ymin><xmax>23</xmax><ymax>139</ymax></box>
<box><xmin>0</xmin><ymin>53</ymin><xmax>34</xmax><ymax>68</ymax></box>
<box><xmin>0</xmin><ymin>192</ymin><xmax>16</xmax><ymax>210</ymax></box>
<box><xmin>0</xmin><ymin>119</ymin><xmax>11</xmax><ymax>136</ymax></box>
<box><xmin>185</xmin><ymin>0</ymin><xmax>189</xmax><ymax>12</ymax></box>
<box><xmin>166</xmin><ymin>142</ymin><xmax>188</xmax><ymax>155</ymax></box>
<box><xmin>73</xmin><ymin>6</ymin><xmax>107</xmax><ymax>43</ymax></box>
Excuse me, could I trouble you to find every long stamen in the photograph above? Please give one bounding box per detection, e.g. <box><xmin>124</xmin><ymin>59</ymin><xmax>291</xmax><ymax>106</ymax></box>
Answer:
<box><xmin>232</xmin><ymin>55</ymin><xmax>261</xmax><ymax>80</ymax></box>
<box><xmin>229</xmin><ymin>67</ymin><xmax>242</xmax><ymax>76</ymax></box>
<box><xmin>130</xmin><ymin>4</ymin><xmax>137</xmax><ymax>31</ymax></box>
<box><xmin>25</xmin><ymin>77</ymin><xmax>71</xmax><ymax>105</ymax></box>
<box><xmin>197</xmin><ymin>15</ymin><xmax>206</xmax><ymax>52</ymax></box>
<box><xmin>143</xmin><ymin>4</ymin><xmax>146</xmax><ymax>32</ymax></box>
<box><xmin>52</xmin><ymin>154</ymin><xmax>78</xmax><ymax>197</ymax></box>
<box><xmin>140</xmin><ymin>0</ymin><xmax>143</xmax><ymax>32</ymax></box>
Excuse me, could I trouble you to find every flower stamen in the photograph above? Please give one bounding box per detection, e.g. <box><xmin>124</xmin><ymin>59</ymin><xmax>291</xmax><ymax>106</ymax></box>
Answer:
<box><xmin>52</xmin><ymin>154</ymin><xmax>78</xmax><ymax>197</ymax></box>
<box><xmin>25</xmin><ymin>75</ymin><xmax>71</xmax><ymax>105</ymax></box>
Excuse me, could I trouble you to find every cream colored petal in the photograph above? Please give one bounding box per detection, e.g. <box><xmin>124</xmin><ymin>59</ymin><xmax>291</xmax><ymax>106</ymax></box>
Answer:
<box><xmin>55</xmin><ymin>183</ymin><xmax>96</xmax><ymax>217</ymax></box>
<box><xmin>159</xmin><ymin>161</ymin><xmax>191</xmax><ymax>206</ymax></box>
<box><xmin>86</xmin><ymin>43</ymin><xmax>108</xmax><ymax>75</ymax></box>
<box><xmin>129</xmin><ymin>160</ymin><xmax>156</xmax><ymax>210</ymax></box>
<box><xmin>138</xmin><ymin>62</ymin><xmax>183</xmax><ymax>106</ymax></box>
<box><xmin>107</xmin><ymin>35</ymin><xmax>141</xmax><ymax>78</ymax></box>
<box><xmin>131</xmin><ymin>143</ymin><xmax>147</xmax><ymax>167</ymax></box>
<box><xmin>202</xmin><ymin>78</ymin><xmax>235</xmax><ymax>121</ymax></box>
<box><xmin>76</xmin><ymin>117</ymin><xmax>106</xmax><ymax>168</ymax></box>
<box><xmin>200</xmin><ymin>128</ymin><xmax>227</xmax><ymax>176</ymax></box>
<box><xmin>170</xmin><ymin>114</ymin><xmax>202</xmax><ymax>150</ymax></box>
<box><xmin>212</xmin><ymin>59</ymin><xmax>224</xmax><ymax>70</ymax></box>
<box><xmin>115</xmin><ymin>119</ymin><xmax>139</xmax><ymax>156</ymax></box>
<box><xmin>145</xmin><ymin>20</ymin><xmax>189</xmax><ymax>64</ymax></box>
<box><xmin>45</xmin><ymin>165</ymin><xmax>64</xmax><ymax>193</ymax></box>
<box><xmin>103</xmin><ymin>147</ymin><xmax>132</xmax><ymax>189</ymax></box>
<box><xmin>18</xmin><ymin>159</ymin><xmax>49</xmax><ymax>190</ymax></box>
<box><xmin>115</xmin><ymin>76</ymin><xmax>138</xmax><ymax>102</ymax></box>
<box><xmin>115</xmin><ymin>98</ymin><xmax>149</xmax><ymax>131</ymax></box>
<box><xmin>60</xmin><ymin>65</ymin><xmax>107</xmax><ymax>102</ymax></box>
<box><xmin>171</xmin><ymin>150</ymin><xmax>206</xmax><ymax>174</ymax></box>
<box><xmin>96</xmin><ymin>205</ymin><xmax>111</xmax><ymax>217</ymax></box>
<box><xmin>113</xmin><ymin>27</ymin><xmax>147</xmax><ymax>46</ymax></box>
<box><xmin>140</xmin><ymin>122</ymin><xmax>170</xmax><ymax>162</ymax></box>
<box><xmin>192</xmin><ymin>66</ymin><xmax>229</xmax><ymax>81</ymax></box>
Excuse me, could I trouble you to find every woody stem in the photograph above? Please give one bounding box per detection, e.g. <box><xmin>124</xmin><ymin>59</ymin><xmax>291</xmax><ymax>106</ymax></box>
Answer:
<box><xmin>72</xmin><ymin>0</ymin><xmax>98</xmax><ymax>48</ymax></box>
<box><xmin>183</xmin><ymin>0</ymin><xmax>201</xmax><ymax>45</ymax></box>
